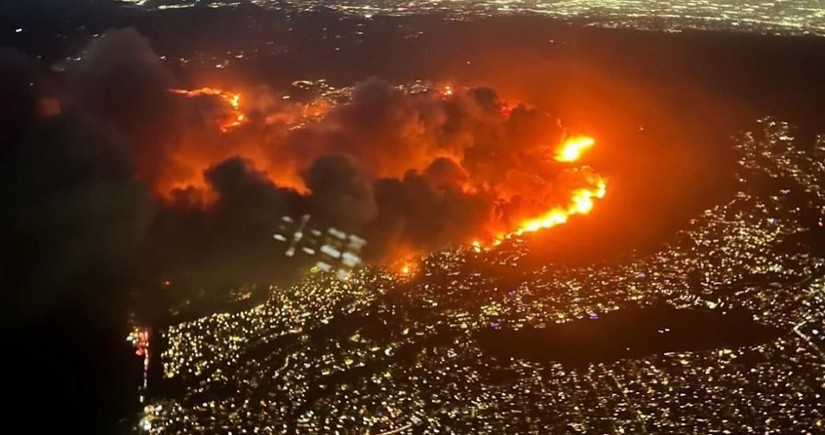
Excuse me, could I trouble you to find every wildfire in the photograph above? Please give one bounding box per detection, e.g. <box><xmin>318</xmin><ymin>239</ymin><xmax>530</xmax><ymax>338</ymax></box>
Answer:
<box><xmin>162</xmin><ymin>82</ymin><xmax>606</xmax><ymax>256</ymax></box>
<box><xmin>170</xmin><ymin>87</ymin><xmax>248</xmax><ymax>132</ymax></box>
<box><xmin>394</xmin><ymin>260</ymin><xmax>420</xmax><ymax>279</ymax></box>
<box><xmin>514</xmin><ymin>178</ymin><xmax>607</xmax><ymax>235</ymax></box>
<box><xmin>555</xmin><ymin>135</ymin><xmax>595</xmax><ymax>162</ymax></box>
<box><xmin>484</xmin><ymin>134</ymin><xmax>607</xmax><ymax>243</ymax></box>
<box><xmin>515</xmin><ymin>135</ymin><xmax>605</xmax><ymax>235</ymax></box>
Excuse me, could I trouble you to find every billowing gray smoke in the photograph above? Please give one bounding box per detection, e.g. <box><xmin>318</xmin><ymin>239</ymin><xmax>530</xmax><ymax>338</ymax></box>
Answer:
<box><xmin>1</xmin><ymin>46</ymin><xmax>154</xmax><ymax>327</ymax></box>
<box><xmin>67</xmin><ymin>28</ymin><xmax>184</xmax><ymax>185</ymax></box>
<box><xmin>303</xmin><ymin>154</ymin><xmax>379</xmax><ymax>230</ymax></box>
<box><xmin>1</xmin><ymin>42</ymin><xmax>159</xmax><ymax>433</ymax></box>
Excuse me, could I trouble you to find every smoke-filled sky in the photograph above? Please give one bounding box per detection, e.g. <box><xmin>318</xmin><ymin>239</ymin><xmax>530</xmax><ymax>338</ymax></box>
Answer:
<box><xmin>1</xmin><ymin>42</ymin><xmax>154</xmax><ymax>326</ymax></box>
<box><xmin>0</xmin><ymin>28</ymin><xmax>613</xmax><ymax>321</ymax></box>
<box><xmin>15</xmin><ymin>28</ymin><xmax>604</xmax><ymax>292</ymax></box>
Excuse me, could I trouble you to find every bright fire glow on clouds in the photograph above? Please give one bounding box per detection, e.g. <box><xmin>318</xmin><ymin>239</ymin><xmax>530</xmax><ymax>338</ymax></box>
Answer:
<box><xmin>502</xmin><ymin>136</ymin><xmax>606</xmax><ymax>239</ymax></box>
<box><xmin>168</xmin><ymin>84</ymin><xmax>607</xmax><ymax>255</ymax></box>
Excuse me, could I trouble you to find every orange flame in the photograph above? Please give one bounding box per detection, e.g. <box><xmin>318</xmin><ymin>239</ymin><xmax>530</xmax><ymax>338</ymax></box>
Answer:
<box><xmin>514</xmin><ymin>177</ymin><xmax>606</xmax><ymax>235</ymax></box>
<box><xmin>473</xmin><ymin>135</ymin><xmax>606</xmax><ymax>245</ymax></box>
<box><xmin>393</xmin><ymin>258</ymin><xmax>420</xmax><ymax>279</ymax></box>
<box><xmin>514</xmin><ymin>135</ymin><xmax>605</xmax><ymax>235</ymax></box>
<box><xmin>555</xmin><ymin>135</ymin><xmax>595</xmax><ymax>162</ymax></box>
<box><xmin>170</xmin><ymin>87</ymin><xmax>248</xmax><ymax>132</ymax></box>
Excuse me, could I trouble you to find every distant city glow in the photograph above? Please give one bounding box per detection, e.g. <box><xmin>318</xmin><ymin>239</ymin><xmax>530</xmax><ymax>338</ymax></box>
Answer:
<box><xmin>202</xmin><ymin>0</ymin><xmax>825</xmax><ymax>36</ymax></box>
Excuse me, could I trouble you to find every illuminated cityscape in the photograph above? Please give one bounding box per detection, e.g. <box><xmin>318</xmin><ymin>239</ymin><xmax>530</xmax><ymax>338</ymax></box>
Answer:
<box><xmin>117</xmin><ymin>0</ymin><xmax>825</xmax><ymax>36</ymax></box>
<box><xmin>2</xmin><ymin>0</ymin><xmax>823</xmax><ymax>433</ymax></box>
<box><xmin>143</xmin><ymin>118</ymin><xmax>824</xmax><ymax>433</ymax></box>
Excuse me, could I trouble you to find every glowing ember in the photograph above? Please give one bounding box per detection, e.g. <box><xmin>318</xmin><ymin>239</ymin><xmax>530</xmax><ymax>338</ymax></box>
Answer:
<box><xmin>170</xmin><ymin>87</ymin><xmax>248</xmax><ymax>132</ymax></box>
<box><xmin>555</xmin><ymin>135</ymin><xmax>595</xmax><ymax>162</ymax></box>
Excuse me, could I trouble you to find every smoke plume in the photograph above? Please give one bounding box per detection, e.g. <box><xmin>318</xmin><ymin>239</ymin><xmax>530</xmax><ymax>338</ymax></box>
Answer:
<box><xmin>4</xmin><ymin>28</ymin><xmax>605</xmax><ymax>311</ymax></box>
<box><xmin>0</xmin><ymin>45</ymin><xmax>157</xmax><ymax>433</ymax></box>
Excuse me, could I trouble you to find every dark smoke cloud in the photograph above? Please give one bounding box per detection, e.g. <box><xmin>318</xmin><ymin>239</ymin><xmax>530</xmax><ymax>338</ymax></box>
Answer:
<box><xmin>0</xmin><ymin>110</ymin><xmax>155</xmax><ymax>326</ymax></box>
<box><xmin>246</xmin><ymin>78</ymin><xmax>570</xmax><ymax>257</ymax></box>
<box><xmin>4</xmin><ymin>28</ymin><xmax>583</xmax><ymax>321</ymax></box>
<box><xmin>424</xmin><ymin>157</ymin><xmax>471</xmax><ymax>190</ymax></box>
<box><xmin>365</xmin><ymin>162</ymin><xmax>496</xmax><ymax>258</ymax></box>
<box><xmin>1</xmin><ymin>44</ymin><xmax>155</xmax><ymax>326</ymax></box>
<box><xmin>118</xmin><ymin>72</ymin><xmax>574</xmax><ymax>284</ymax></box>
<box><xmin>145</xmin><ymin>157</ymin><xmax>306</xmax><ymax>298</ymax></box>
<box><xmin>279</xmin><ymin>77</ymin><xmax>458</xmax><ymax>178</ymax></box>
<box><xmin>302</xmin><ymin>154</ymin><xmax>378</xmax><ymax>230</ymax></box>
<box><xmin>67</xmin><ymin>28</ymin><xmax>185</xmax><ymax>186</ymax></box>
<box><xmin>272</xmin><ymin>78</ymin><xmax>566</xmax><ymax>191</ymax></box>
<box><xmin>0</xmin><ymin>45</ymin><xmax>157</xmax><ymax>433</ymax></box>
<box><xmin>0</xmin><ymin>32</ymin><xmax>607</xmax><ymax>430</ymax></box>
<box><xmin>0</xmin><ymin>48</ymin><xmax>39</xmax><ymax>148</ymax></box>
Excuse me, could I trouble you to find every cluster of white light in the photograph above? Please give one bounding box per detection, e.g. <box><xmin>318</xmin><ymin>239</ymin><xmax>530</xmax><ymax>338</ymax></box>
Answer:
<box><xmin>274</xmin><ymin>214</ymin><xmax>367</xmax><ymax>281</ymax></box>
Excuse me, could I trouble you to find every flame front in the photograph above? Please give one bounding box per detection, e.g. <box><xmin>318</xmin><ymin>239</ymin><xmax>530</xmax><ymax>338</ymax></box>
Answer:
<box><xmin>501</xmin><ymin>135</ymin><xmax>606</xmax><ymax>240</ymax></box>
<box><xmin>170</xmin><ymin>87</ymin><xmax>248</xmax><ymax>132</ymax></box>
<box><xmin>514</xmin><ymin>177</ymin><xmax>606</xmax><ymax>235</ymax></box>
